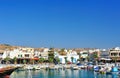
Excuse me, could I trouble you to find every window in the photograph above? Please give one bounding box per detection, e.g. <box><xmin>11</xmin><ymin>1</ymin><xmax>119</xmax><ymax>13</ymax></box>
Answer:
<box><xmin>111</xmin><ymin>53</ymin><xmax>118</xmax><ymax>56</ymax></box>
<box><xmin>18</xmin><ymin>55</ymin><xmax>22</xmax><ymax>58</ymax></box>
<box><xmin>25</xmin><ymin>54</ymin><xmax>29</xmax><ymax>57</ymax></box>
<box><xmin>0</xmin><ymin>53</ymin><xmax>3</xmax><ymax>56</ymax></box>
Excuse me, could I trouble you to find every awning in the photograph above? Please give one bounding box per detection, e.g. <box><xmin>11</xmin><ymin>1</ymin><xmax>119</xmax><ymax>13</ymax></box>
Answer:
<box><xmin>31</xmin><ymin>58</ymin><xmax>39</xmax><ymax>60</ymax></box>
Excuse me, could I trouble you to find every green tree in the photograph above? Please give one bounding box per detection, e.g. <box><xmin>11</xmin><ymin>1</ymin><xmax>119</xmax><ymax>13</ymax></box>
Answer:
<box><xmin>23</xmin><ymin>59</ymin><xmax>26</xmax><ymax>64</ymax></box>
<box><xmin>48</xmin><ymin>48</ymin><xmax>54</xmax><ymax>59</ymax></box>
<box><xmin>77</xmin><ymin>52</ymin><xmax>81</xmax><ymax>58</ymax></box>
<box><xmin>48</xmin><ymin>58</ymin><xmax>53</xmax><ymax>63</ymax></box>
<box><xmin>4</xmin><ymin>57</ymin><xmax>11</xmax><ymax>64</ymax></box>
<box><xmin>13</xmin><ymin>57</ymin><xmax>17</xmax><ymax>64</ymax></box>
<box><xmin>86</xmin><ymin>56</ymin><xmax>90</xmax><ymax>62</ymax></box>
<box><xmin>48</xmin><ymin>48</ymin><xmax>54</xmax><ymax>63</ymax></box>
<box><xmin>39</xmin><ymin>58</ymin><xmax>45</xmax><ymax>63</ymax></box>
<box><xmin>93</xmin><ymin>52</ymin><xmax>98</xmax><ymax>64</ymax></box>
<box><xmin>77</xmin><ymin>59</ymin><xmax>80</xmax><ymax>63</ymax></box>
<box><xmin>55</xmin><ymin>57</ymin><xmax>60</xmax><ymax>64</ymax></box>
<box><xmin>64</xmin><ymin>57</ymin><xmax>67</xmax><ymax>64</ymax></box>
<box><xmin>71</xmin><ymin>57</ymin><xmax>74</xmax><ymax>63</ymax></box>
<box><xmin>93</xmin><ymin>53</ymin><xmax>98</xmax><ymax>58</ymax></box>
<box><xmin>112</xmin><ymin>57</ymin><xmax>118</xmax><ymax>64</ymax></box>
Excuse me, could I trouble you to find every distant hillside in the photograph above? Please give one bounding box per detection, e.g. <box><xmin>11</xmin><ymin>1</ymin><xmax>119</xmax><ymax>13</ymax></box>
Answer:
<box><xmin>0</xmin><ymin>44</ymin><xmax>18</xmax><ymax>50</ymax></box>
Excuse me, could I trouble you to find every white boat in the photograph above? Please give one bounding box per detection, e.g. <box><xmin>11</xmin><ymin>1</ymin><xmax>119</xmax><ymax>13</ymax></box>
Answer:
<box><xmin>72</xmin><ymin>66</ymin><xmax>81</xmax><ymax>70</ymax></box>
<box><xmin>34</xmin><ymin>66</ymin><xmax>41</xmax><ymax>70</ymax></box>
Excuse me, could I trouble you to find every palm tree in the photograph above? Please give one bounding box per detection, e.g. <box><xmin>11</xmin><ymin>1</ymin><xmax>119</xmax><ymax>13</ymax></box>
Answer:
<box><xmin>48</xmin><ymin>58</ymin><xmax>53</xmax><ymax>63</ymax></box>
<box><xmin>93</xmin><ymin>52</ymin><xmax>98</xmax><ymax>64</ymax></box>
<box><xmin>64</xmin><ymin>57</ymin><xmax>67</xmax><ymax>64</ymax></box>
<box><xmin>86</xmin><ymin>56</ymin><xmax>90</xmax><ymax>62</ymax></box>
<box><xmin>71</xmin><ymin>57</ymin><xmax>74</xmax><ymax>64</ymax></box>
<box><xmin>77</xmin><ymin>59</ymin><xmax>80</xmax><ymax>63</ymax></box>
<box><xmin>23</xmin><ymin>59</ymin><xmax>26</xmax><ymax>64</ymax></box>
<box><xmin>39</xmin><ymin>58</ymin><xmax>45</xmax><ymax>64</ymax></box>
<box><xmin>48</xmin><ymin>48</ymin><xmax>54</xmax><ymax>63</ymax></box>
<box><xmin>93</xmin><ymin>53</ymin><xmax>98</xmax><ymax>59</ymax></box>
<box><xmin>77</xmin><ymin>52</ymin><xmax>80</xmax><ymax>58</ymax></box>
<box><xmin>4</xmin><ymin>57</ymin><xmax>11</xmax><ymax>64</ymax></box>
<box><xmin>13</xmin><ymin>57</ymin><xmax>17</xmax><ymax>64</ymax></box>
<box><xmin>112</xmin><ymin>57</ymin><xmax>118</xmax><ymax>65</ymax></box>
<box><xmin>55</xmin><ymin>57</ymin><xmax>60</xmax><ymax>64</ymax></box>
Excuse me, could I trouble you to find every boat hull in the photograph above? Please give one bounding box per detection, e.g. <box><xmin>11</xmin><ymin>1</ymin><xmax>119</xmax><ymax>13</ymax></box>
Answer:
<box><xmin>0</xmin><ymin>67</ymin><xmax>18</xmax><ymax>77</ymax></box>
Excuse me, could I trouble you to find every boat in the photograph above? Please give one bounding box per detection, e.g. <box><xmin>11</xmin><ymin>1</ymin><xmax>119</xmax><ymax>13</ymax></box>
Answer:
<box><xmin>111</xmin><ymin>66</ymin><xmax>118</xmax><ymax>72</ymax></box>
<box><xmin>71</xmin><ymin>66</ymin><xmax>81</xmax><ymax>70</ymax></box>
<box><xmin>35</xmin><ymin>66</ymin><xmax>41</xmax><ymax>70</ymax></box>
<box><xmin>77</xmin><ymin>63</ymin><xmax>86</xmax><ymax>69</ymax></box>
<box><xmin>105</xmin><ymin>66</ymin><xmax>119</xmax><ymax>75</ymax></box>
<box><xmin>49</xmin><ymin>67</ymin><xmax>55</xmax><ymax>70</ymax></box>
<box><xmin>118</xmin><ymin>71</ymin><xmax>120</xmax><ymax>76</ymax></box>
<box><xmin>0</xmin><ymin>66</ymin><xmax>19</xmax><ymax>77</ymax></box>
<box><xmin>94</xmin><ymin>66</ymin><xmax>100</xmax><ymax>72</ymax></box>
<box><xmin>106</xmin><ymin>67</ymin><xmax>112</xmax><ymax>74</ymax></box>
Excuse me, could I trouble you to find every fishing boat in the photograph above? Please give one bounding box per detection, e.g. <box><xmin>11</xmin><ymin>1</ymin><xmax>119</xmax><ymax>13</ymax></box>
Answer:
<box><xmin>105</xmin><ymin>66</ymin><xmax>119</xmax><ymax>75</ymax></box>
<box><xmin>94</xmin><ymin>66</ymin><xmax>100</xmax><ymax>72</ymax></box>
<box><xmin>71</xmin><ymin>66</ymin><xmax>81</xmax><ymax>70</ymax></box>
<box><xmin>0</xmin><ymin>66</ymin><xmax>18</xmax><ymax>77</ymax></box>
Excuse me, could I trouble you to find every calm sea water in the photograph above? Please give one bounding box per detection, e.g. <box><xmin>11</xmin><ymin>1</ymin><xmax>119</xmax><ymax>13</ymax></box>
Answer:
<box><xmin>10</xmin><ymin>69</ymin><xmax>120</xmax><ymax>78</ymax></box>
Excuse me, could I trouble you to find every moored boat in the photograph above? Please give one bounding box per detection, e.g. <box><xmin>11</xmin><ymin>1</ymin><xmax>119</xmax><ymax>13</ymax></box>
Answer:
<box><xmin>0</xmin><ymin>66</ymin><xmax>19</xmax><ymax>77</ymax></box>
<box><xmin>94</xmin><ymin>66</ymin><xmax>100</xmax><ymax>72</ymax></box>
<box><xmin>71</xmin><ymin>66</ymin><xmax>81</xmax><ymax>70</ymax></box>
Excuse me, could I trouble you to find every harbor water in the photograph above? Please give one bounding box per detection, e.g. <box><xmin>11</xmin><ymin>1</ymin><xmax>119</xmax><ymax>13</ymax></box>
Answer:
<box><xmin>10</xmin><ymin>69</ymin><xmax>120</xmax><ymax>78</ymax></box>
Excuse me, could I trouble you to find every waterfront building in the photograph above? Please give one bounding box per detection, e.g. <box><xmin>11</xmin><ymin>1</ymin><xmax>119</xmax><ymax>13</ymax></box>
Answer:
<box><xmin>100</xmin><ymin>49</ymin><xmax>111</xmax><ymax>61</ymax></box>
<box><xmin>0</xmin><ymin>50</ymin><xmax>4</xmax><ymax>61</ymax></box>
<box><xmin>86</xmin><ymin>49</ymin><xmax>101</xmax><ymax>64</ymax></box>
<box><xmin>57</xmin><ymin>55</ymin><xmax>66</xmax><ymax>64</ymax></box>
<box><xmin>54</xmin><ymin>49</ymin><xmax>67</xmax><ymax>64</ymax></box>
<box><xmin>80</xmin><ymin>50</ymin><xmax>89</xmax><ymax>62</ymax></box>
<box><xmin>0</xmin><ymin>47</ymin><xmax>35</xmax><ymax>64</ymax></box>
<box><xmin>55</xmin><ymin>49</ymin><xmax>79</xmax><ymax>64</ymax></box>
<box><xmin>2</xmin><ymin>50</ymin><xmax>10</xmax><ymax>59</ymax></box>
<box><xmin>100</xmin><ymin>49</ymin><xmax>109</xmax><ymax>58</ymax></box>
<box><xmin>109</xmin><ymin>47</ymin><xmax>120</xmax><ymax>62</ymax></box>
<box><xmin>16</xmin><ymin>47</ymin><xmax>35</xmax><ymax>64</ymax></box>
<box><xmin>67</xmin><ymin>50</ymin><xmax>79</xmax><ymax>63</ymax></box>
<box><xmin>40</xmin><ymin>48</ymin><xmax>49</xmax><ymax>59</ymax></box>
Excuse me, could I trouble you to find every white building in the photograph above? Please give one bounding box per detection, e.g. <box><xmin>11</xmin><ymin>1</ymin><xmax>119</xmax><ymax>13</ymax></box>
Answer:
<box><xmin>39</xmin><ymin>48</ymin><xmax>49</xmax><ymax>59</ymax></box>
<box><xmin>109</xmin><ymin>47</ymin><xmax>120</xmax><ymax>61</ymax></box>
<box><xmin>2</xmin><ymin>47</ymin><xmax>34</xmax><ymax>59</ymax></box>
<box><xmin>80</xmin><ymin>50</ymin><xmax>88</xmax><ymax>59</ymax></box>
<box><xmin>0</xmin><ymin>50</ymin><xmax>6</xmax><ymax>59</ymax></box>
<box><xmin>67</xmin><ymin>51</ymin><xmax>79</xmax><ymax>63</ymax></box>
<box><xmin>55</xmin><ymin>50</ymin><xmax>79</xmax><ymax>64</ymax></box>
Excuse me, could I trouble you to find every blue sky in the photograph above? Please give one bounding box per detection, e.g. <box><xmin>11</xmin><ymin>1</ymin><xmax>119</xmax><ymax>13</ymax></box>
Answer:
<box><xmin>0</xmin><ymin>0</ymin><xmax>120</xmax><ymax>48</ymax></box>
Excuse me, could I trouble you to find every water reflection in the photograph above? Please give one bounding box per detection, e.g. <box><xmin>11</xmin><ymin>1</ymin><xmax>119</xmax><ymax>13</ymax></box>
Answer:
<box><xmin>10</xmin><ymin>69</ymin><xmax>120</xmax><ymax>78</ymax></box>
<box><xmin>94</xmin><ymin>72</ymin><xmax>120</xmax><ymax>78</ymax></box>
